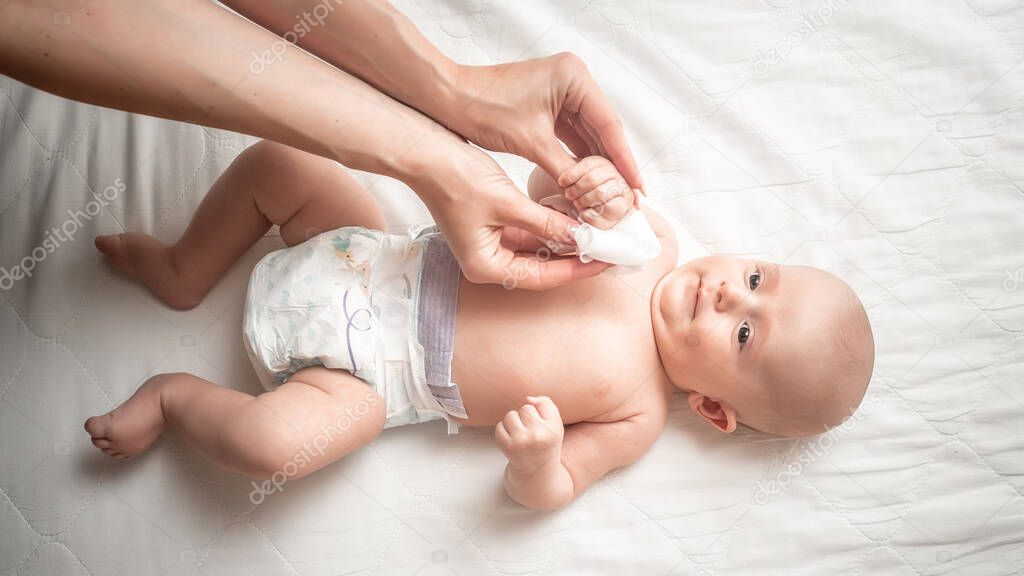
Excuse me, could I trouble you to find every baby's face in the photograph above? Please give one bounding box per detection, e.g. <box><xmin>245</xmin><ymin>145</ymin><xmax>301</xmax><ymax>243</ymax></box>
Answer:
<box><xmin>650</xmin><ymin>256</ymin><xmax>873</xmax><ymax>436</ymax></box>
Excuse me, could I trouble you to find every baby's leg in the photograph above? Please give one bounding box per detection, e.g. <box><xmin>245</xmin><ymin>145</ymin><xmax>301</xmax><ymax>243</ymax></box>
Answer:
<box><xmin>96</xmin><ymin>140</ymin><xmax>384</xmax><ymax>309</ymax></box>
<box><xmin>84</xmin><ymin>367</ymin><xmax>385</xmax><ymax>479</ymax></box>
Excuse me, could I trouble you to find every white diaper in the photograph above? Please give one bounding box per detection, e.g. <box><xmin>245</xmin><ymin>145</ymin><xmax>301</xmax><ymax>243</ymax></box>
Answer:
<box><xmin>242</xmin><ymin>225</ymin><xmax>466</xmax><ymax>433</ymax></box>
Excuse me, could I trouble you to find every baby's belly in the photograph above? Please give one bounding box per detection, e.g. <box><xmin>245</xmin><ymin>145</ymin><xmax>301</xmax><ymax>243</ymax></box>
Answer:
<box><xmin>449</xmin><ymin>275</ymin><xmax>664</xmax><ymax>426</ymax></box>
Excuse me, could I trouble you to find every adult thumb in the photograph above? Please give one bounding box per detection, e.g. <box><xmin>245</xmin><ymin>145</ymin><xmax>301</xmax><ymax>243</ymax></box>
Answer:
<box><xmin>532</xmin><ymin>136</ymin><xmax>578</xmax><ymax>182</ymax></box>
<box><xmin>500</xmin><ymin>192</ymin><xmax>579</xmax><ymax>251</ymax></box>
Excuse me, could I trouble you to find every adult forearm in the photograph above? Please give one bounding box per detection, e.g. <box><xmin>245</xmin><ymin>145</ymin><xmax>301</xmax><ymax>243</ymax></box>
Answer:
<box><xmin>0</xmin><ymin>0</ymin><xmax>453</xmax><ymax>180</ymax></box>
<box><xmin>224</xmin><ymin>0</ymin><xmax>460</xmax><ymax>123</ymax></box>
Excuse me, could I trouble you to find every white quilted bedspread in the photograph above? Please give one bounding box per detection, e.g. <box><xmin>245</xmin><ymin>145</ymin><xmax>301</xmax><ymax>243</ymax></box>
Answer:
<box><xmin>2</xmin><ymin>1</ymin><xmax>1023</xmax><ymax>574</ymax></box>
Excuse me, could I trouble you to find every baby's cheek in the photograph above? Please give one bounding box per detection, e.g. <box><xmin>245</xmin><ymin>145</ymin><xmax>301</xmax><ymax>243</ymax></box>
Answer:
<box><xmin>686</xmin><ymin>325</ymin><xmax>732</xmax><ymax>365</ymax></box>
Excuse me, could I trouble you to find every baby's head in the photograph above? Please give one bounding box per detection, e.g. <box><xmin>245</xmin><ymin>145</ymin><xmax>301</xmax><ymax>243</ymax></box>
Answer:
<box><xmin>651</xmin><ymin>256</ymin><xmax>874</xmax><ymax>437</ymax></box>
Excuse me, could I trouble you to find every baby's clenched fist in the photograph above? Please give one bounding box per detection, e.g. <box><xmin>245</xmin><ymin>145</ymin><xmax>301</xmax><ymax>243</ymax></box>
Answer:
<box><xmin>495</xmin><ymin>396</ymin><xmax>564</xmax><ymax>473</ymax></box>
<box><xmin>557</xmin><ymin>156</ymin><xmax>637</xmax><ymax>230</ymax></box>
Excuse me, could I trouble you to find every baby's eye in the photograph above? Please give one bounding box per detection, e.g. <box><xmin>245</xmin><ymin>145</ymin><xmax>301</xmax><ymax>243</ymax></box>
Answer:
<box><xmin>748</xmin><ymin>270</ymin><xmax>761</xmax><ymax>291</ymax></box>
<box><xmin>738</xmin><ymin>322</ymin><xmax>751</xmax><ymax>347</ymax></box>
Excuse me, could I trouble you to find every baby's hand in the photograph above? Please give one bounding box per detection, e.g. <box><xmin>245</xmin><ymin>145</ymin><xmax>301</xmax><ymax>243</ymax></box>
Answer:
<box><xmin>557</xmin><ymin>156</ymin><xmax>637</xmax><ymax>230</ymax></box>
<box><xmin>495</xmin><ymin>396</ymin><xmax>565</xmax><ymax>473</ymax></box>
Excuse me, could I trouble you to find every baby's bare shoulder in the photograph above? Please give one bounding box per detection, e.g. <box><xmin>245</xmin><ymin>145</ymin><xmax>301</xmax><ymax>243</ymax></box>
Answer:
<box><xmin>593</xmin><ymin>374</ymin><xmax>672</xmax><ymax>432</ymax></box>
<box><xmin>577</xmin><ymin>391</ymin><xmax>670</xmax><ymax>467</ymax></box>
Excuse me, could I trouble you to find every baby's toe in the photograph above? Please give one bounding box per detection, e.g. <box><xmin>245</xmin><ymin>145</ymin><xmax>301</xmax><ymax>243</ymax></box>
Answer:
<box><xmin>91</xmin><ymin>437</ymin><xmax>111</xmax><ymax>449</ymax></box>
<box><xmin>84</xmin><ymin>414</ymin><xmax>111</xmax><ymax>438</ymax></box>
<box><xmin>94</xmin><ymin>234</ymin><xmax>124</xmax><ymax>255</ymax></box>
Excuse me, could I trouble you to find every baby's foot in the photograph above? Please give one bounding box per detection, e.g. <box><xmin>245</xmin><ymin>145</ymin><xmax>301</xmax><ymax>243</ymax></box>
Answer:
<box><xmin>84</xmin><ymin>377</ymin><xmax>167</xmax><ymax>460</ymax></box>
<box><xmin>95</xmin><ymin>233</ymin><xmax>202</xmax><ymax>310</ymax></box>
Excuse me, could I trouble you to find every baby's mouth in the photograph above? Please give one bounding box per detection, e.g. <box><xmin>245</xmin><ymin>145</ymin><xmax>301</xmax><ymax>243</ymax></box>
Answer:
<box><xmin>692</xmin><ymin>276</ymin><xmax>702</xmax><ymax>320</ymax></box>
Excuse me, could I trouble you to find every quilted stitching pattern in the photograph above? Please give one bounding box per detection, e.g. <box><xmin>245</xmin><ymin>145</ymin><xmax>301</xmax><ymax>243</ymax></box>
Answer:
<box><xmin>2</xmin><ymin>1</ymin><xmax>1023</xmax><ymax>574</ymax></box>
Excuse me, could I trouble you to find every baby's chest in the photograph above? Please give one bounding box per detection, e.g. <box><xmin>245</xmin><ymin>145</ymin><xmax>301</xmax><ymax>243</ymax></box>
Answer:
<box><xmin>453</xmin><ymin>343</ymin><xmax>662</xmax><ymax>425</ymax></box>
<box><xmin>452</xmin><ymin>295</ymin><xmax>663</xmax><ymax>423</ymax></box>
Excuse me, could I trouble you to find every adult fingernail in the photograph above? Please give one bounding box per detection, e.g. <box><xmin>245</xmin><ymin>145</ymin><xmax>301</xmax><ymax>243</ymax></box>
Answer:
<box><xmin>564</xmin><ymin>223</ymin><xmax>580</xmax><ymax>244</ymax></box>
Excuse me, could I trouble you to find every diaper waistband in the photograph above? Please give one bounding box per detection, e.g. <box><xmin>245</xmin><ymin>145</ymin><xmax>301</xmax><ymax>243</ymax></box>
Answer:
<box><xmin>416</xmin><ymin>234</ymin><xmax>466</xmax><ymax>432</ymax></box>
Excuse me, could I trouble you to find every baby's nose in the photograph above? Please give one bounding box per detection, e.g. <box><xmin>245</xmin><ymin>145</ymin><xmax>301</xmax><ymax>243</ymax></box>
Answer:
<box><xmin>712</xmin><ymin>280</ymin><xmax>741</xmax><ymax>312</ymax></box>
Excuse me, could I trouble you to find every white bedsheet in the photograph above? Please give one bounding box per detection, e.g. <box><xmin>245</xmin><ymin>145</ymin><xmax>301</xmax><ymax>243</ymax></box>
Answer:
<box><xmin>2</xmin><ymin>1</ymin><xmax>1023</xmax><ymax>574</ymax></box>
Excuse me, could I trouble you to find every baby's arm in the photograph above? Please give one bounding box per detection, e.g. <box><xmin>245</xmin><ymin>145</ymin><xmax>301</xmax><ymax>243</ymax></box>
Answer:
<box><xmin>496</xmin><ymin>397</ymin><xmax>663</xmax><ymax>510</ymax></box>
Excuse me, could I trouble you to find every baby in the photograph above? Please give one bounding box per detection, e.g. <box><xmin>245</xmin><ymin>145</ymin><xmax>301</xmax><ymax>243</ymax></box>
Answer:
<box><xmin>84</xmin><ymin>141</ymin><xmax>874</xmax><ymax>510</ymax></box>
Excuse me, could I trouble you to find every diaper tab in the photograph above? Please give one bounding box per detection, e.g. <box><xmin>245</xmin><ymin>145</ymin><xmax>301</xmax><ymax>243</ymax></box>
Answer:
<box><xmin>417</xmin><ymin>235</ymin><xmax>468</xmax><ymax>425</ymax></box>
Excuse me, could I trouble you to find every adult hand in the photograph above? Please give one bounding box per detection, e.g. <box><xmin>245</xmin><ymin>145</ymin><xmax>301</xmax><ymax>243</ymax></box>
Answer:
<box><xmin>446</xmin><ymin>53</ymin><xmax>643</xmax><ymax>191</ymax></box>
<box><xmin>409</xmin><ymin>140</ymin><xmax>612</xmax><ymax>290</ymax></box>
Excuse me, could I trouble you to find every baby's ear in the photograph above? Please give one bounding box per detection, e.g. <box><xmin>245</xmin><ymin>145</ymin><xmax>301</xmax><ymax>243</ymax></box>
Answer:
<box><xmin>687</xmin><ymin>392</ymin><xmax>737</xmax><ymax>433</ymax></box>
